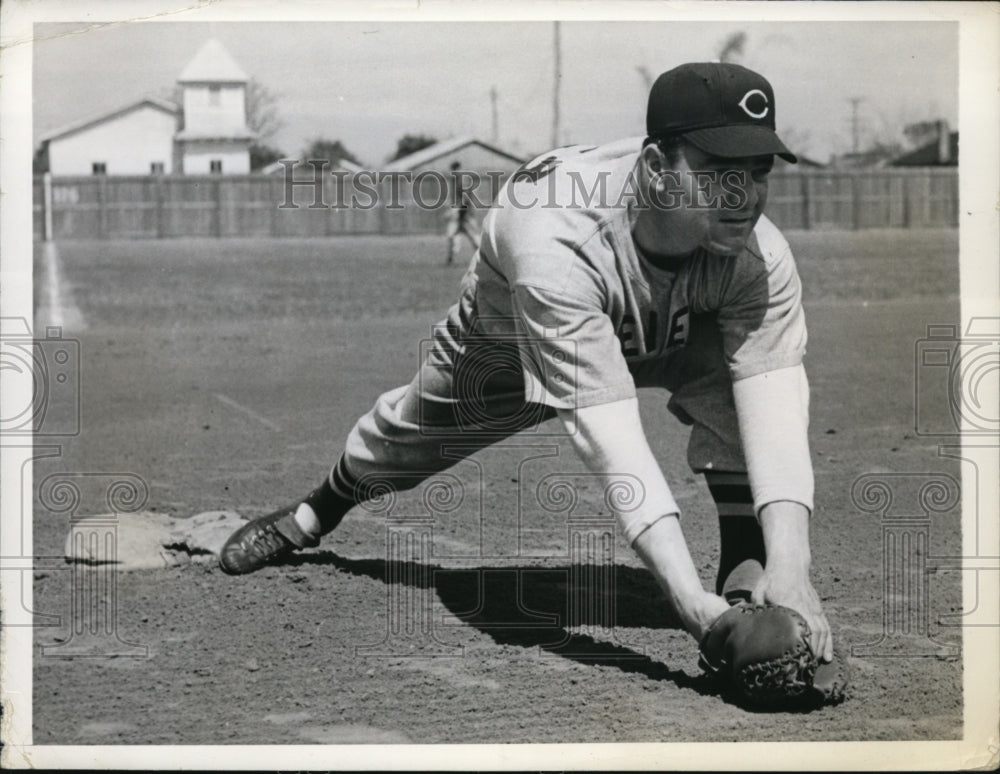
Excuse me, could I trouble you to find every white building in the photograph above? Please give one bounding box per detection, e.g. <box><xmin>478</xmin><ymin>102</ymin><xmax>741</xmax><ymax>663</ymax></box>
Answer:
<box><xmin>40</xmin><ymin>39</ymin><xmax>254</xmax><ymax>176</ymax></box>
<box><xmin>174</xmin><ymin>38</ymin><xmax>253</xmax><ymax>174</ymax></box>
<box><xmin>42</xmin><ymin>98</ymin><xmax>181</xmax><ymax>176</ymax></box>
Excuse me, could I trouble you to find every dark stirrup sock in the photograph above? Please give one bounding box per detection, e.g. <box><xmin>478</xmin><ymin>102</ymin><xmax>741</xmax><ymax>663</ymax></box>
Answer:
<box><xmin>304</xmin><ymin>455</ymin><xmax>360</xmax><ymax>535</ymax></box>
<box><xmin>704</xmin><ymin>471</ymin><xmax>766</xmax><ymax>600</ymax></box>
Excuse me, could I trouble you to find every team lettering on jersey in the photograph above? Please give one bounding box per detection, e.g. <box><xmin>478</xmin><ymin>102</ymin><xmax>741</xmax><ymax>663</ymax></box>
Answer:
<box><xmin>617</xmin><ymin>306</ymin><xmax>690</xmax><ymax>358</ymax></box>
<box><xmin>665</xmin><ymin>307</ymin><xmax>690</xmax><ymax>348</ymax></box>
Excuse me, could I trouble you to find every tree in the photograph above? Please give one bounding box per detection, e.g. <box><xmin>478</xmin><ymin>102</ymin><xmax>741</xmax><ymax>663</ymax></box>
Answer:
<box><xmin>241</xmin><ymin>79</ymin><xmax>288</xmax><ymax>170</ymax></box>
<box><xmin>33</xmin><ymin>144</ymin><xmax>49</xmax><ymax>174</ymax></box>
<box><xmin>635</xmin><ymin>65</ymin><xmax>654</xmax><ymax>92</ymax></box>
<box><xmin>249</xmin><ymin>143</ymin><xmax>285</xmax><ymax>171</ymax></box>
<box><xmin>156</xmin><ymin>83</ymin><xmax>186</xmax><ymax>132</ymax></box>
<box><xmin>245</xmin><ymin>77</ymin><xmax>283</xmax><ymax>142</ymax></box>
<box><xmin>776</xmin><ymin>125</ymin><xmax>814</xmax><ymax>162</ymax></box>
<box><xmin>160</xmin><ymin>84</ymin><xmax>183</xmax><ymax>108</ymax></box>
<box><xmin>301</xmin><ymin>138</ymin><xmax>361</xmax><ymax>168</ymax></box>
<box><xmin>389</xmin><ymin>134</ymin><xmax>437</xmax><ymax>163</ymax></box>
<box><xmin>717</xmin><ymin>31</ymin><xmax>747</xmax><ymax>64</ymax></box>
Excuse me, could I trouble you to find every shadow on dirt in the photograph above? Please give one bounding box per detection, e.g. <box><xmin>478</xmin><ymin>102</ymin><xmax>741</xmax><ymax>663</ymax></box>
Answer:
<box><xmin>288</xmin><ymin>550</ymin><xmax>719</xmax><ymax>697</ymax></box>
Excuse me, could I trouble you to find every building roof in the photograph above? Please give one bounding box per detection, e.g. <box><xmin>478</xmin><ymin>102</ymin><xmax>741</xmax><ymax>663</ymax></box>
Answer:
<box><xmin>178</xmin><ymin>39</ymin><xmax>248</xmax><ymax>83</ymax></box>
<box><xmin>259</xmin><ymin>157</ymin><xmax>364</xmax><ymax>175</ymax></box>
<box><xmin>176</xmin><ymin>129</ymin><xmax>255</xmax><ymax>142</ymax></box>
<box><xmin>39</xmin><ymin>97</ymin><xmax>180</xmax><ymax>144</ymax></box>
<box><xmin>831</xmin><ymin>149</ymin><xmax>899</xmax><ymax>169</ymax></box>
<box><xmin>889</xmin><ymin>132</ymin><xmax>959</xmax><ymax>167</ymax></box>
<box><xmin>774</xmin><ymin>154</ymin><xmax>826</xmax><ymax>171</ymax></box>
<box><xmin>382</xmin><ymin>135</ymin><xmax>525</xmax><ymax>172</ymax></box>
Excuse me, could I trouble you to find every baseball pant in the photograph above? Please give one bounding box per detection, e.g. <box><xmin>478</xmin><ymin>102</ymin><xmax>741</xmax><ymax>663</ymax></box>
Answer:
<box><xmin>445</xmin><ymin>218</ymin><xmax>481</xmax><ymax>263</ymax></box>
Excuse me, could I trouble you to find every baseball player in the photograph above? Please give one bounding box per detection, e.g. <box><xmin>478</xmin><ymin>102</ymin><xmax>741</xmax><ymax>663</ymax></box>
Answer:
<box><xmin>220</xmin><ymin>62</ymin><xmax>834</xmax><ymax>666</ymax></box>
<box><xmin>444</xmin><ymin>160</ymin><xmax>481</xmax><ymax>265</ymax></box>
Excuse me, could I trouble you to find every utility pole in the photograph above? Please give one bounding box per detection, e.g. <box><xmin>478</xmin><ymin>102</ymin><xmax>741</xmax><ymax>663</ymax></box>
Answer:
<box><xmin>847</xmin><ymin>97</ymin><xmax>865</xmax><ymax>154</ymax></box>
<box><xmin>490</xmin><ymin>85</ymin><xmax>499</xmax><ymax>144</ymax></box>
<box><xmin>552</xmin><ymin>21</ymin><xmax>561</xmax><ymax>148</ymax></box>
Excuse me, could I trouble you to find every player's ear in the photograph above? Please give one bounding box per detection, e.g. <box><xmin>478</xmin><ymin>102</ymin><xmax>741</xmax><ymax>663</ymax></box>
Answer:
<box><xmin>640</xmin><ymin>139</ymin><xmax>666</xmax><ymax>176</ymax></box>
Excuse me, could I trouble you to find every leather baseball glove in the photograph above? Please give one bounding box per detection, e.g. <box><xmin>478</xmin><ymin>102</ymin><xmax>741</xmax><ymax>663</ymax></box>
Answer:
<box><xmin>698</xmin><ymin>602</ymin><xmax>848</xmax><ymax>710</ymax></box>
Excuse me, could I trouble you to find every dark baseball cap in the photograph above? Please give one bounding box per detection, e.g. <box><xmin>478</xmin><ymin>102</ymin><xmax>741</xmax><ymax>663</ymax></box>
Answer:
<box><xmin>646</xmin><ymin>62</ymin><xmax>797</xmax><ymax>163</ymax></box>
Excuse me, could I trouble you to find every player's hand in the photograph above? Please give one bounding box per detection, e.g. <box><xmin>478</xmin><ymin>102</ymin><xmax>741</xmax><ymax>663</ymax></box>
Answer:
<box><xmin>689</xmin><ymin>590</ymin><xmax>735</xmax><ymax>641</ymax></box>
<box><xmin>751</xmin><ymin>568</ymin><xmax>833</xmax><ymax>662</ymax></box>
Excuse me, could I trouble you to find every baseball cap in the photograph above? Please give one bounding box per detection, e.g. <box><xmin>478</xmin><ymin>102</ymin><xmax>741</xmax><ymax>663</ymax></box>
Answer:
<box><xmin>646</xmin><ymin>62</ymin><xmax>797</xmax><ymax>163</ymax></box>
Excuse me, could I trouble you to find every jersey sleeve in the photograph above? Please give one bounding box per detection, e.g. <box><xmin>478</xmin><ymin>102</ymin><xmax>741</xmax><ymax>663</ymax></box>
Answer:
<box><xmin>733</xmin><ymin>364</ymin><xmax>814</xmax><ymax>514</ymax></box>
<box><xmin>718</xmin><ymin>219</ymin><xmax>807</xmax><ymax>381</ymax></box>
<box><xmin>510</xmin><ymin>282</ymin><xmax>637</xmax><ymax>410</ymax></box>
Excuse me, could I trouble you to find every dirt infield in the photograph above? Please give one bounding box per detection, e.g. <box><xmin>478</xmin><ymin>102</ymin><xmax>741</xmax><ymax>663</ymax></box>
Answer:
<box><xmin>30</xmin><ymin>229</ymin><xmax>964</xmax><ymax>744</ymax></box>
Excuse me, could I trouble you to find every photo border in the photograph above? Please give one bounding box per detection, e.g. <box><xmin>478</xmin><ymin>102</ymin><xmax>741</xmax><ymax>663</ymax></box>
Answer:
<box><xmin>2</xmin><ymin>0</ymin><xmax>997</xmax><ymax>770</ymax></box>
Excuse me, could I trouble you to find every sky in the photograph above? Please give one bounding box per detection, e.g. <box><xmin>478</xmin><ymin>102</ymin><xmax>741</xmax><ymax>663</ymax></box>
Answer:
<box><xmin>32</xmin><ymin>18</ymin><xmax>958</xmax><ymax>165</ymax></box>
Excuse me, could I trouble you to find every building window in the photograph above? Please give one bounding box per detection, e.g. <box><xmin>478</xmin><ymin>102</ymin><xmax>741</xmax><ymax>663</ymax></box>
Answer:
<box><xmin>92</xmin><ymin>162</ymin><xmax>107</xmax><ymax>175</ymax></box>
<box><xmin>209</xmin><ymin>159</ymin><xmax>223</xmax><ymax>174</ymax></box>
<box><xmin>209</xmin><ymin>84</ymin><xmax>221</xmax><ymax>107</ymax></box>
<box><xmin>150</xmin><ymin>162</ymin><xmax>165</xmax><ymax>175</ymax></box>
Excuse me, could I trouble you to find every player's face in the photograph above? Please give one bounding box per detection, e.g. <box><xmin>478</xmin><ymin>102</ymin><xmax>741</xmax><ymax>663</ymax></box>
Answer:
<box><xmin>654</xmin><ymin>145</ymin><xmax>773</xmax><ymax>257</ymax></box>
<box><xmin>690</xmin><ymin>146</ymin><xmax>771</xmax><ymax>255</ymax></box>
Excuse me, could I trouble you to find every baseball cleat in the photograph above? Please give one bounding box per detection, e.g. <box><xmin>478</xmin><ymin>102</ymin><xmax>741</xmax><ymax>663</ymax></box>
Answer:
<box><xmin>218</xmin><ymin>504</ymin><xmax>319</xmax><ymax>575</ymax></box>
<box><xmin>720</xmin><ymin>558</ymin><xmax>764</xmax><ymax>605</ymax></box>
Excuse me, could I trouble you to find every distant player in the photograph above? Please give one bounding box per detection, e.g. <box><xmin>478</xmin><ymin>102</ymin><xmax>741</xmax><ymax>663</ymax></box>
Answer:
<box><xmin>444</xmin><ymin>160</ymin><xmax>481</xmax><ymax>265</ymax></box>
<box><xmin>221</xmin><ymin>63</ymin><xmax>835</xmax><ymax>668</ymax></box>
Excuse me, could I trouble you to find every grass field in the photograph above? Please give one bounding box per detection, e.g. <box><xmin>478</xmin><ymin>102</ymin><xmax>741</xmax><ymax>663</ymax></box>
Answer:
<box><xmin>29</xmin><ymin>228</ymin><xmax>967</xmax><ymax>746</ymax></box>
<box><xmin>36</xmin><ymin>228</ymin><xmax>959</xmax><ymax>328</ymax></box>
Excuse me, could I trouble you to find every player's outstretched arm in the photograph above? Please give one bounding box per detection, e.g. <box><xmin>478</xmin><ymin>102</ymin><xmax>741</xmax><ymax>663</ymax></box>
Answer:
<box><xmin>753</xmin><ymin>501</ymin><xmax>833</xmax><ymax>662</ymax></box>
<box><xmin>732</xmin><ymin>365</ymin><xmax>833</xmax><ymax>662</ymax></box>
<box><xmin>632</xmin><ymin>516</ymin><xmax>733</xmax><ymax>638</ymax></box>
<box><xmin>557</xmin><ymin>398</ymin><xmax>730</xmax><ymax>639</ymax></box>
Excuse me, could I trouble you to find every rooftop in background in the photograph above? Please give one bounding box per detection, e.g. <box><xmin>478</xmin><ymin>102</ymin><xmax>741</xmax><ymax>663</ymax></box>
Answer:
<box><xmin>259</xmin><ymin>157</ymin><xmax>364</xmax><ymax>175</ymax></box>
<box><xmin>178</xmin><ymin>38</ymin><xmax>248</xmax><ymax>83</ymax></box>
<box><xmin>382</xmin><ymin>136</ymin><xmax>525</xmax><ymax>173</ymax></box>
<box><xmin>889</xmin><ymin>120</ymin><xmax>957</xmax><ymax>167</ymax></box>
<box><xmin>832</xmin><ymin>120</ymin><xmax>957</xmax><ymax>169</ymax></box>
<box><xmin>774</xmin><ymin>154</ymin><xmax>826</xmax><ymax>171</ymax></box>
<box><xmin>38</xmin><ymin>97</ymin><xmax>180</xmax><ymax>144</ymax></box>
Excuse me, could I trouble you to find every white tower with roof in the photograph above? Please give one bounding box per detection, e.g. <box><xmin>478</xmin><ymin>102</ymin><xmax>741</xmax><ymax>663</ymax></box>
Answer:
<box><xmin>175</xmin><ymin>39</ymin><xmax>254</xmax><ymax>174</ymax></box>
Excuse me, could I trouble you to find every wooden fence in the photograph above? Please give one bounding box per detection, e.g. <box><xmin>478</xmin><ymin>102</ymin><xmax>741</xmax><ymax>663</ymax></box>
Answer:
<box><xmin>764</xmin><ymin>168</ymin><xmax>958</xmax><ymax>231</ymax></box>
<box><xmin>33</xmin><ymin>167</ymin><xmax>958</xmax><ymax>241</ymax></box>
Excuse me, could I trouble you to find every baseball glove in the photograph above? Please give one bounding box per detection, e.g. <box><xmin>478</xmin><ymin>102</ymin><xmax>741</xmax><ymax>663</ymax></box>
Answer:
<box><xmin>698</xmin><ymin>602</ymin><xmax>848</xmax><ymax>710</ymax></box>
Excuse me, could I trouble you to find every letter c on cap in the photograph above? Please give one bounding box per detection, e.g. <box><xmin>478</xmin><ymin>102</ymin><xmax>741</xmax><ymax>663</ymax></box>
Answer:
<box><xmin>738</xmin><ymin>89</ymin><xmax>769</xmax><ymax>119</ymax></box>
